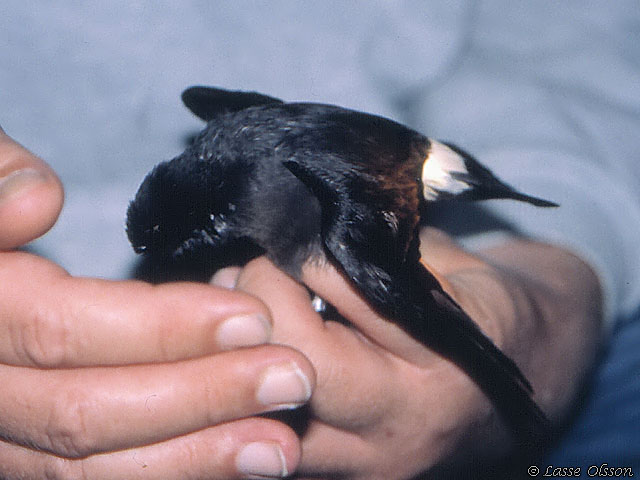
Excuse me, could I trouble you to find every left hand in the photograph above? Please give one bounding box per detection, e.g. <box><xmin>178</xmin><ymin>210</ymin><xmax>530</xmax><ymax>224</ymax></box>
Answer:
<box><xmin>214</xmin><ymin>228</ymin><xmax>602</xmax><ymax>479</ymax></box>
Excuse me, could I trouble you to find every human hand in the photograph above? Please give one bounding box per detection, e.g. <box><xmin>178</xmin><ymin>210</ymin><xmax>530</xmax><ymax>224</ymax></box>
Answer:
<box><xmin>226</xmin><ymin>228</ymin><xmax>602</xmax><ymax>479</ymax></box>
<box><xmin>0</xmin><ymin>129</ymin><xmax>316</xmax><ymax>479</ymax></box>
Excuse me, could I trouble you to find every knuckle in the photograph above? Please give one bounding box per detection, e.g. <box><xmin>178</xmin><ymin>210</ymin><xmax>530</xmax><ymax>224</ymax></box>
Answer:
<box><xmin>17</xmin><ymin>304</ymin><xmax>73</xmax><ymax>368</ymax></box>
<box><xmin>44</xmin><ymin>388</ymin><xmax>97</xmax><ymax>459</ymax></box>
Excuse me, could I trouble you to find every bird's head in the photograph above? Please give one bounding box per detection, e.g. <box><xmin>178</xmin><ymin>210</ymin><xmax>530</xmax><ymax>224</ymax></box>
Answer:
<box><xmin>126</xmin><ymin>150</ymin><xmax>247</xmax><ymax>260</ymax></box>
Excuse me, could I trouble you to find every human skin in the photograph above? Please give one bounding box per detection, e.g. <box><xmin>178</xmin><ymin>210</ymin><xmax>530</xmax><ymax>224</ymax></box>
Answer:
<box><xmin>224</xmin><ymin>228</ymin><xmax>602</xmax><ymax>479</ymax></box>
<box><xmin>0</xmin><ymin>127</ymin><xmax>602</xmax><ymax>479</ymax></box>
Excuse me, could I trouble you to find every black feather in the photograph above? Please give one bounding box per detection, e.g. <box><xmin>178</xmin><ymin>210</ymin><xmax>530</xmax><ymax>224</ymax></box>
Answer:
<box><xmin>181</xmin><ymin>86</ymin><xmax>283</xmax><ymax>121</ymax></box>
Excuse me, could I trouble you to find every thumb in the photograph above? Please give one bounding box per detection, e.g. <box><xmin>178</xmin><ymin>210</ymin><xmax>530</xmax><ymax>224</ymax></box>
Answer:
<box><xmin>0</xmin><ymin>127</ymin><xmax>64</xmax><ymax>249</ymax></box>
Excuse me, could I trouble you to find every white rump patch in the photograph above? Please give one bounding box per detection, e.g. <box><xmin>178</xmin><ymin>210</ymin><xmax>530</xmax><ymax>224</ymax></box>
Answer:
<box><xmin>421</xmin><ymin>140</ymin><xmax>471</xmax><ymax>201</ymax></box>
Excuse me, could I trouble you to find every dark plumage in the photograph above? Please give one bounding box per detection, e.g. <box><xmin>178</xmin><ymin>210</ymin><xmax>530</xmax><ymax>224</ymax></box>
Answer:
<box><xmin>127</xmin><ymin>86</ymin><xmax>556</xmax><ymax>446</ymax></box>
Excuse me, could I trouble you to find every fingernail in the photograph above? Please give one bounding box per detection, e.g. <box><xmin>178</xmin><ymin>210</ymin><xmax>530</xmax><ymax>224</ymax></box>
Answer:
<box><xmin>0</xmin><ymin>168</ymin><xmax>48</xmax><ymax>203</ymax></box>
<box><xmin>236</xmin><ymin>442</ymin><xmax>288</xmax><ymax>479</ymax></box>
<box><xmin>257</xmin><ymin>362</ymin><xmax>312</xmax><ymax>409</ymax></box>
<box><xmin>216</xmin><ymin>314</ymin><xmax>271</xmax><ymax>350</ymax></box>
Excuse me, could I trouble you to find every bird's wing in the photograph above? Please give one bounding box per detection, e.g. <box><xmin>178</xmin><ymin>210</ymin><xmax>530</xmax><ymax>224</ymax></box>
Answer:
<box><xmin>283</xmin><ymin>156</ymin><xmax>551</xmax><ymax>446</ymax></box>
<box><xmin>181</xmin><ymin>86</ymin><xmax>283</xmax><ymax>121</ymax></box>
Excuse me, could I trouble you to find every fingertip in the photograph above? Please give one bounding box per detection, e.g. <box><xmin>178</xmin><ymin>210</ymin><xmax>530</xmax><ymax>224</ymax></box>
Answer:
<box><xmin>236</xmin><ymin>257</ymin><xmax>317</xmax><ymax>319</ymax></box>
<box><xmin>216</xmin><ymin>312</ymin><xmax>272</xmax><ymax>350</ymax></box>
<box><xmin>235</xmin><ymin>257</ymin><xmax>294</xmax><ymax>289</ymax></box>
<box><xmin>235</xmin><ymin>442</ymin><xmax>290</xmax><ymax>478</ymax></box>
<box><xmin>0</xmin><ymin>132</ymin><xmax>64</xmax><ymax>249</ymax></box>
<box><xmin>235</xmin><ymin>257</ymin><xmax>329</xmax><ymax>339</ymax></box>
<box><xmin>210</xmin><ymin>266</ymin><xmax>243</xmax><ymax>289</ymax></box>
<box><xmin>233</xmin><ymin>418</ymin><xmax>303</xmax><ymax>479</ymax></box>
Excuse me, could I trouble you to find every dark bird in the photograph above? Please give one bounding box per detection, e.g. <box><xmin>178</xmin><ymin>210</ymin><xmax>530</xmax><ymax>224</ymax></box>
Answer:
<box><xmin>126</xmin><ymin>86</ymin><xmax>556</xmax><ymax>446</ymax></box>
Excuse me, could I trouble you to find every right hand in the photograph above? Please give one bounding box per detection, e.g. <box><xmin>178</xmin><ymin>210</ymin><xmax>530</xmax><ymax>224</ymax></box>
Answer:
<box><xmin>0</xmin><ymin>128</ymin><xmax>315</xmax><ymax>479</ymax></box>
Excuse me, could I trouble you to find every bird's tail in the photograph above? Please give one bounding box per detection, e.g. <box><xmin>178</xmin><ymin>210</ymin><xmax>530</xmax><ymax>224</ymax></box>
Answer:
<box><xmin>421</xmin><ymin>140</ymin><xmax>558</xmax><ymax>207</ymax></box>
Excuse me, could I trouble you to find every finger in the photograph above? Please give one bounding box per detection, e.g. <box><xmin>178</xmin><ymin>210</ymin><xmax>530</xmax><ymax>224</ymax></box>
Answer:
<box><xmin>419</xmin><ymin>227</ymin><xmax>487</xmax><ymax>277</ymax></box>
<box><xmin>0</xmin><ymin>344</ymin><xmax>314</xmax><ymax>459</ymax></box>
<box><xmin>210</xmin><ymin>266</ymin><xmax>242</xmax><ymax>289</ymax></box>
<box><xmin>236</xmin><ymin>257</ymin><xmax>325</xmax><ymax>344</ymax></box>
<box><xmin>235</xmin><ymin>258</ymin><xmax>396</xmax><ymax>427</ymax></box>
<box><xmin>234</xmin><ymin>259</ymin><xmax>447</xmax><ymax>479</ymax></box>
<box><xmin>0</xmin><ymin>251</ymin><xmax>273</xmax><ymax>367</ymax></box>
<box><xmin>299</xmin><ymin>259</ymin><xmax>442</xmax><ymax>367</ymax></box>
<box><xmin>0</xmin><ymin>129</ymin><xmax>64</xmax><ymax>249</ymax></box>
<box><xmin>0</xmin><ymin>417</ymin><xmax>300</xmax><ymax>480</ymax></box>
